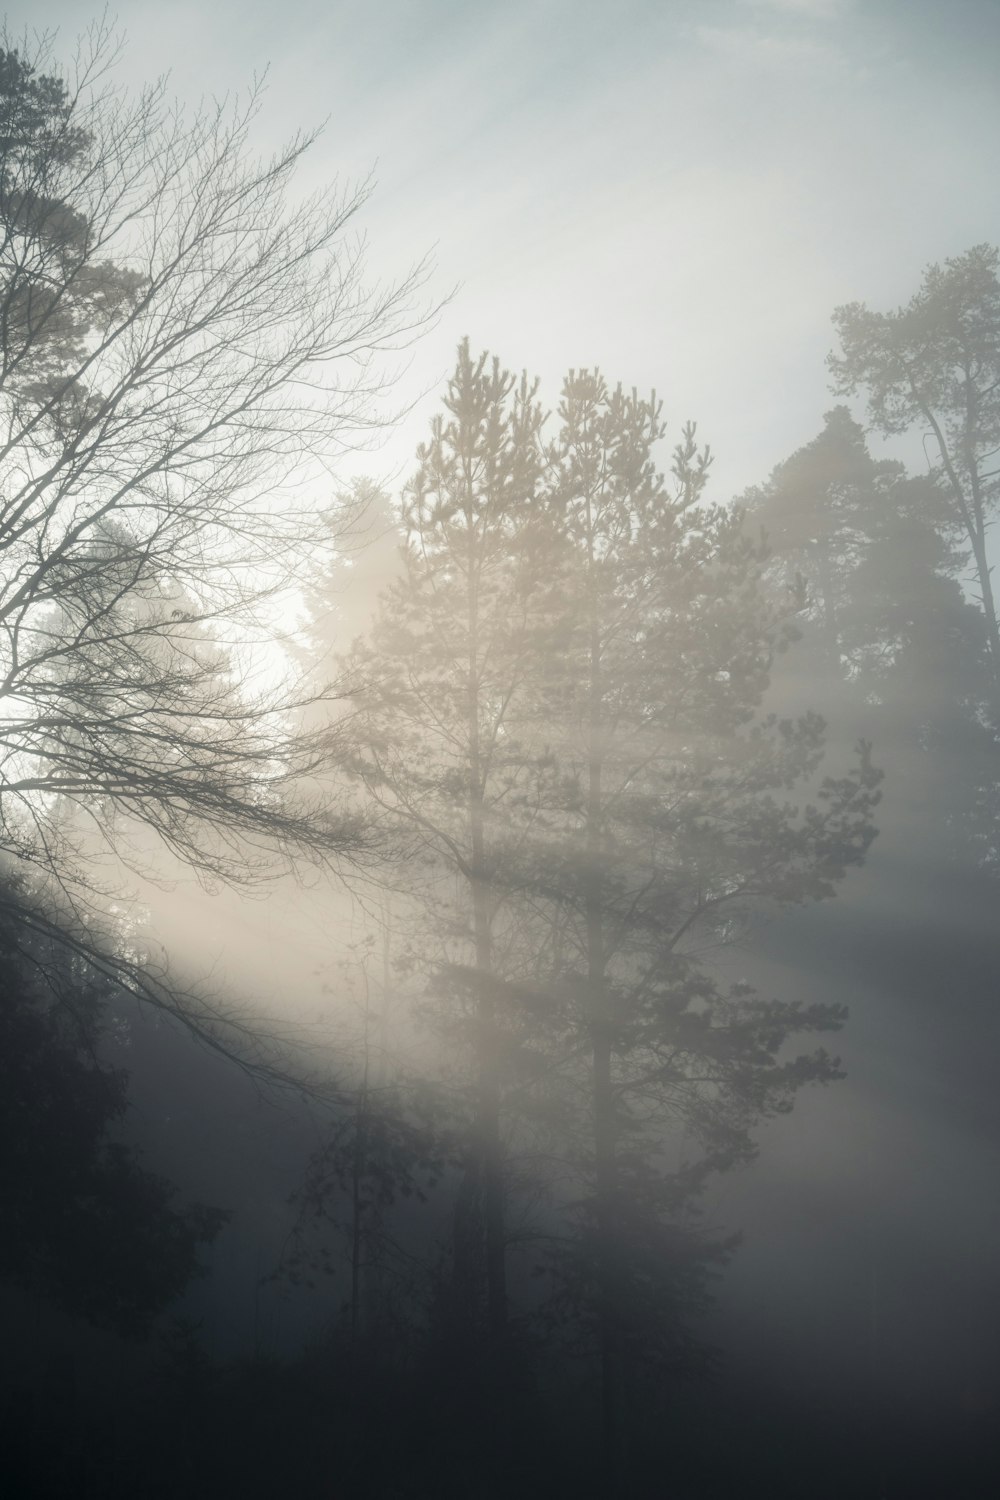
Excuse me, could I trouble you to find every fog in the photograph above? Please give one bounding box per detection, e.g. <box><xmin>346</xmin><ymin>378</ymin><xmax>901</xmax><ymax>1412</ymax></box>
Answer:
<box><xmin>2</xmin><ymin>5</ymin><xmax>1000</xmax><ymax>1498</ymax></box>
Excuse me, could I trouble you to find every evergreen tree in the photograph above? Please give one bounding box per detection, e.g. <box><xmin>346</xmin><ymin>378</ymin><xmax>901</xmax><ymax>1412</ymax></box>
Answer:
<box><xmin>317</xmin><ymin>351</ymin><xmax>881</xmax><ymax>1494</ymax></box>
<box><xmin>338</xmin><ymin>340</ymin><xmax>554</xmax><ymax>1353</ymax></box>
<box><xmin>743</xmin><ymin>406</ymin><xmax>996</xmax><ymax>874</ymax></box>
<box><xmin>516</xmin><ymin>372</ymin><xmax>881</xmax><ymax>1491</ymax></box>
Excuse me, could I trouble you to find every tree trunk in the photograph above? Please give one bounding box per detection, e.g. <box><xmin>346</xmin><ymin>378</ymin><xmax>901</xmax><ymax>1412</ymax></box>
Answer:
<box><xmin>349</xmin><ymin>980</ymin><xmax>373</xmax><ymax>1351</ymax></box>
<box><xmin>961</xmin><ymin>378</ymin><xmax>1000</xmax><ymax>687</ymax></box>
<box><xmin>467</xmin><ymin>523</ymin><xmax>507</xmax><ymax>1348</ymax></box>
<box><xmin>968</xmin><ymin>524</ymin><xmax>1000</xmax><ymax>687</ymax></box>
<box><xmin>472</xmin><ymin>859</ymin><xmax>506</xmax><ymax>1344</ymax></box>
<box><xmin>586</xmin><ymin>558</ymin><xmax>623</xmax><ymax>1495</ymax></box>
<box><xmin>593</xmin><ymin>1009</ymin><xmax>622</xmax><ymax>1495</ymax></box>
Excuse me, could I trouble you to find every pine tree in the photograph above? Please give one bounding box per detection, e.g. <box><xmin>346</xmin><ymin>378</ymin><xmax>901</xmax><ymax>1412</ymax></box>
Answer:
<box><xmin>319</xmin><ymin>351</ymin><xmax>881</xmax><ymax>1493</ymax></box>
<box><xmin>521</xmin><ymin>372</ymin><xmax>881</xmax><ymax>1491</ymax></box>
<box><xmin>743</xmin><ymin>407</ymin><xmax>996</xmax><ymax>873</ymax></box>
<box><xmin>338</xmin><ymin>341</ymin><xmax>553</xmax><ymax>1352</ymax></box>
<box><xmin>830</xmin><ymin>245</ymin><xmax>1000</xmax><ymax>686</ymax></box>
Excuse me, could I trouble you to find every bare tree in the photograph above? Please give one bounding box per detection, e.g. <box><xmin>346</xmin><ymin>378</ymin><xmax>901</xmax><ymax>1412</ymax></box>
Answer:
<box><xmin>0</xmin><ymin>24</ymin><xmax>431</xmax><ymax>1031</ymax></box>
<box><xmin>0</xmin><ymin>23</ymin><xmax>433</xmax><ymax>1077</ymax></box>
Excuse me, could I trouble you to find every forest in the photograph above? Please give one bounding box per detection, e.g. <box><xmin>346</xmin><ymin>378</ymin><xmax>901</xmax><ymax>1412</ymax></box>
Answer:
<box><xmin>2</xmin><ymin>15</ymin><xmax>1000</xmax><ymax>1500</ymax></box>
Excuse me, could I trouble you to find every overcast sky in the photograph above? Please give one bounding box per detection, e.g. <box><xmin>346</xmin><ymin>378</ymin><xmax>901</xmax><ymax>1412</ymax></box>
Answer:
<box><xmin>6</xmin><ymin>0</ymin><xmax>999</xmax><ymax>500</ymax></box>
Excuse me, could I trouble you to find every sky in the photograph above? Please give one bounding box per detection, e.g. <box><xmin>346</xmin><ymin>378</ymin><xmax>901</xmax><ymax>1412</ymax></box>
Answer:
<box><xmin>5</xmin><ymin>0</ymin><xmax>999</xmax><ymax>500</ymax></box>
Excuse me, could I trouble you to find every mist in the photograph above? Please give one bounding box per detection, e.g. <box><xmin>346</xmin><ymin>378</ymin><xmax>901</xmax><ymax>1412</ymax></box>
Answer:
<box><xmin>2</xmin><ymin>5</ymin><xmax>999</xmax><ymax>1498</ymax></box>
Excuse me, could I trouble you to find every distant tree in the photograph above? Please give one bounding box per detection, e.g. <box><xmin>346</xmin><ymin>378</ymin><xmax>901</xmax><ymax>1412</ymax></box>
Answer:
<box><xmin>299</xmin><ymin>480</ymin><xmax>405</xmax><ymax>659</ymax></box>
<box><xmin>743</xmin><ymin>407</ymin><xmax>997</xmax><ymax>872</ymax></box>
<box><xmin>275</xmin><ymin>930</ymin><xmax>443</xmax><ymax>1353</ymax></box>
<box><xmin>830</xmin><ymin>245</ymin><xmax>1000</xmax><ymax>680</ymax></box>
<box><xmin>0</xmin><ymin>27</ymin><xmax>429</xmax><ymax>1045</ymax></box>
<box><xmin>741</xmin><ymin>405</ymin><xmax>908</xmax><ymax>677</ymax></box>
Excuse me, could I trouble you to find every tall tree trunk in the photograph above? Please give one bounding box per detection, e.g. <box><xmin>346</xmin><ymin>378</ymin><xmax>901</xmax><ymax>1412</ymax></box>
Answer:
<box><xmin>592</xmin><ymin>953</ymin><xmax>621</xmax><ymax>1494</ymax></box>
<box><xmin>467</xmin><ymin>533</ymin><xmax>507</xmax><ymax>1347</ymax></box>
<box><xmin>962</xmin><ymin>378</ymin><xmax>1000</xmax><ymax>686</ymax></box>
<box><xmin>349</xmin><ymin>970</ymin><xmax>373</xmax><ymax>1351</ymax></box>
<box><xmin>920</xmin><ymin>389</ymin><xmax>1000</xmax><ymax>688</ymax></box>
<box><xmin>968</xmin><ymin>522</ymin><xmax>1000</xmax><ymax>686</ymax></box>
<box><xmin>472</xmin><ymin>849</ymin><xmax>506</xmax><ymax>1344</ymax></box>
<box><xmin>586</xmin><ymin>546</ymin><xmax>622</xmax><ymax>1495</ymax></box>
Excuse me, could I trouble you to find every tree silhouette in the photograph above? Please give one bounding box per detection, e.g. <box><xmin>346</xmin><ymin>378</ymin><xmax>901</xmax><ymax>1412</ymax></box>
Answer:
<box><xmin>830</xmin><ymin>245</ymin><xmax>1000</xmax><ymax>685</ymax></box>
<box><xmin>743</xmin><ymin>406</ymin><xmax>998</xmax><ymax>872</ymax></box>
